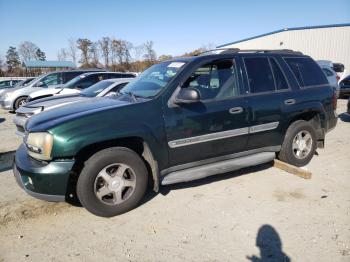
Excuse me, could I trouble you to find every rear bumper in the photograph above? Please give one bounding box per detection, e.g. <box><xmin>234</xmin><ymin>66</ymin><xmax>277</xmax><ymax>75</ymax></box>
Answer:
<box><xmin>13</xmin><ymin>144</ymin><xmax>75</xmax><ymax>202</ymax></box>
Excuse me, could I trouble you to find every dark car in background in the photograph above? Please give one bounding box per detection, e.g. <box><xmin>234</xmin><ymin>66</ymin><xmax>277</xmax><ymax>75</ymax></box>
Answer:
<box><xmin>339</xmin><ymin>75</ymin><xmax>350</xmax><ymax>98</ymax></box>
<box><xmin>27</xmin><ymin>71</ymin><xmax>136</xmax><ymax>101</ymax></box>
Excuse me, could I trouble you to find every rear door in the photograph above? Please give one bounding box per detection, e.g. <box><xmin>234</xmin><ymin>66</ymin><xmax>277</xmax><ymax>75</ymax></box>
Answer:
<box><xmin>242</xmin><ymin>55</ymin><xmax>289</xmax><ymax>151</ymax></box>
<box><xmin>164</xmin><ymin>58</ymin><xmax>249</xmax><ymax>166</ymax></box>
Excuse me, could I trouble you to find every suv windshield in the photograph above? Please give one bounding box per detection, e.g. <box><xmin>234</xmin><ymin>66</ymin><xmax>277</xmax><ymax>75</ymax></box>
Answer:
<box><xmin>81</xmin><ymin>80</ymin><xmax>113</xmax><ymax>97</ymax></box>
<box><xmin>120</xmin><ymin>61</ymin><xmax>186</xmax><ymax>98</ymax></box>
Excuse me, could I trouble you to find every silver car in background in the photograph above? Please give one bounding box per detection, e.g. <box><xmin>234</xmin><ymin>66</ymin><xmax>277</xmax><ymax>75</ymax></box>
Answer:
<box><xmin>0</xmin><ymin>70</ymin><xmax>102</xmax><ymax>110</ymax></box>
<box><xmin>14</xmin><ymin>78</ymin><xmax>133</xmax><ymax>136</ymax></box>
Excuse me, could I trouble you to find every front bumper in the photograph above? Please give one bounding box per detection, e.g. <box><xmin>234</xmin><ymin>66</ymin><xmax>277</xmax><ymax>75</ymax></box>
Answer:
<box><xmin>0</xmin><ymin>99</ymin><xmax>12</xmax><ymax>110</ymax></box>
<box><xmin>13</xmin><ymin>144</ymin><xmax>75</xmax><ymax>202</ymax></box>
<box><xmin>13</xmin><ymin>115</ymin><xmax>28</xmax><ymax>137</ymax></box>
<box><xmin>339</xmin><ymin>87</ymin><xmax>350</xmax><ymax>96</ymax></box>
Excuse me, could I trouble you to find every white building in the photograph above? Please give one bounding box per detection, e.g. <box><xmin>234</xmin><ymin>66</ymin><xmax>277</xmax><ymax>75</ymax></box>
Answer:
<box><xmin>217</xmin><ymin>23</ymin><xmax>350</xmax><ymax>77</ymax></box>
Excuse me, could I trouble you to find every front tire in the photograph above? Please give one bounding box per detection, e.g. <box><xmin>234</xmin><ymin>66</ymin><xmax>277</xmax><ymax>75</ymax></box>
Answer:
<box><xmin>278</xmin><ymin>120</ymin><xmax>317</xmax><ymax>167</ymax></box>
<box><xmin>77</xmin><ymin>147</ymin><xmax>148</xmax><ymax>217</ymax></box>
<box><xmin>14</xmin><ymin>96</ymin><xmax>28</xmax><ymax>110</ymax></box>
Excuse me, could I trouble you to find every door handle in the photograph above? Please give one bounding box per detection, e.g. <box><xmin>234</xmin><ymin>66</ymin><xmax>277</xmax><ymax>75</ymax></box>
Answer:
<box><xmin>284</xmin><ymin>99</ymin><xmax>296</xmax><ymax>105</ymax></box>
<box><xmin>229</xmin><ymin>107</ymin><xmax>243</xmax><ymax>114</ymax></box>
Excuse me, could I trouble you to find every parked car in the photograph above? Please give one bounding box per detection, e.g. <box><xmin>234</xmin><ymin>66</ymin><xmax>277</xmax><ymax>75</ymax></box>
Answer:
<box><xmin>14</xmin><ymin>78</ymin><xmax>133</xmax><ymax>136</ymax></box>
<box><xmin>317</xmin><ymin>61</ymin><xmax>339</xmax><ymax>97</ymax></box>
<box><xmin>0</xmin><ymin>70</ymin><xmax>103</xmax><ymax>110</ymax></box>
<box><xmin>339</xmin><ymin>75</ymin><xmax>350</xmax><ymax>98</ymax></box>
<box><xmin>13</xmin><ymin>49</ymin><xmax>337</xmax><ymax>217</ymax></box>
<box><xmin>347</xmin><ymin>98</ymin><xmax>350</xmax><ymax>115</ymax></box>
<box><xmin>0</xmin><ymin>79</ymin><xmax>22</xmax><ymax>89</ymax></box>
<box><xmin>0</xmin><ymin>79</ymin><xmax>33</xmax><ymax>95</ymax></box>
<box><xmin>14</xmin><ymin>77</ymin><xmax>36</xmax><ymax>87</ymax></box>
<box><xmin>27</xmin><ymin>72</ymin><xmax>136</xmax><ymax>102</ymax></box>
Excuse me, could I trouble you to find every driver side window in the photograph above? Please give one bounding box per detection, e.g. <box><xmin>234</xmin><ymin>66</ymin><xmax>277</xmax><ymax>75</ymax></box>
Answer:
<box><xmin>182</xmin><ymin>59</ymin><xmax>240</xmax><ymax>100</ymax></box>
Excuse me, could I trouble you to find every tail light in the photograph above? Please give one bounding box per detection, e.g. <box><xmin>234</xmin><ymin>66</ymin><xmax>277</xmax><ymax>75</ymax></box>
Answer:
<box><xmin>332</xmin><ymin>90</ymin><xmax>337</xmax><ymax>110</ymax></box>
<box><xmin>336</xmin><ymin>75</ymin><xmax>340</xmax><ymax>82</ymax></box>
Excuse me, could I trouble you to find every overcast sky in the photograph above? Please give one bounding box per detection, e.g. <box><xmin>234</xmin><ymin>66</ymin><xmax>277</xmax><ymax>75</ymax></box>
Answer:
<box><xmin>0</xmin><ymin>0</ymin><xmax>349</xmax><ymax>60</ymax></box>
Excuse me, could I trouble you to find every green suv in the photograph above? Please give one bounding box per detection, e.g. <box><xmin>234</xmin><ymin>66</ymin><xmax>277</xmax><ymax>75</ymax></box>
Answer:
<box><xmin>13</xmin><ymin>49</ymin><xmax>338</xmax><ymax>217</ymax></box>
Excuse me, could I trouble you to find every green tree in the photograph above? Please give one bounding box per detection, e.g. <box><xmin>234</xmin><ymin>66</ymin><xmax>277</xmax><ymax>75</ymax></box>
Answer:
<box><xmin>6</xmin><ymin>46</ymin><xmax>21</xmax><ymax>71</ymax></box>
<box><xmin>36</xmin><ymin>48</ymin><xmax>46</xmax><ymax>61</ymax></box>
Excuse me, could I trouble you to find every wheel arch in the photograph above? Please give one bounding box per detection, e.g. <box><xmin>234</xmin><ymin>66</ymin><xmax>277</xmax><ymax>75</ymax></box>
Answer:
<box><xmin>286</xmin><ymin>109</ymin><xmax>325</xmax><ymax>147</ymax></box>
<box><xmin>13</xmin><ymin>95</ymin><xmax>28</xmax><ymax>110</ymax></box>
<box><xmin>68</xmin><ymin>136</ymin><xmax>160</xmax><ymax>201</ymax></box>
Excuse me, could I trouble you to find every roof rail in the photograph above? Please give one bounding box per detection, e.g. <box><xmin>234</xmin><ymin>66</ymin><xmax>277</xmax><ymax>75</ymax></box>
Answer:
<box><xmin>198</xmin><ymin>48</ymin><xmax>303</xmax><ymax>56</ymax></box>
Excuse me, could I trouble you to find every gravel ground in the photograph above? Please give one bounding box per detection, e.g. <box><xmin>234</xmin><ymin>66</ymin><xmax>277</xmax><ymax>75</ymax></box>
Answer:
<box><xmin>0</xmin><ymin>100</ymin><xmax>349</xmax><ymax>262</ymax></box>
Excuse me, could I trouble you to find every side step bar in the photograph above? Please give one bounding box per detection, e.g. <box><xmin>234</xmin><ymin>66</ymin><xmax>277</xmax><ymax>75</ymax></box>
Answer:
<box><xmin>161</xmin><ymin>152</ymin><xmax>275</xmax><ymax>185</ymax></box>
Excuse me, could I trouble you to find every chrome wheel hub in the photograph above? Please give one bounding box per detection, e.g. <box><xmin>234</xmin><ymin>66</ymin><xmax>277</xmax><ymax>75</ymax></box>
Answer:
<box><xmin>292</xmin><ymin>130</ymin><xmax>313</xmax><ymax>159</ymax></box>
<box><xmin>94</xmin><ymin>163</ymin><xmax>136</xmax><ymax>205</ymax></box>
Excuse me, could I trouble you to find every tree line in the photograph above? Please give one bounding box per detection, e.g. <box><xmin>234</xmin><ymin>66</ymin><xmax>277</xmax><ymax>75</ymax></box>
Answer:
<box><xmin>0</xmin><ymin>38</ymin><xmax>213</xmax><ymax>77</ymax></box>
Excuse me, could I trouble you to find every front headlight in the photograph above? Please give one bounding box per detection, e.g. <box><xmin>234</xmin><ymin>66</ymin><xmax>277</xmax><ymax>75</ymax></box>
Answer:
<box><xmin>25</xmin><ymin>132</ymin><xmax>53</xmax><ymax>160</ymax></box>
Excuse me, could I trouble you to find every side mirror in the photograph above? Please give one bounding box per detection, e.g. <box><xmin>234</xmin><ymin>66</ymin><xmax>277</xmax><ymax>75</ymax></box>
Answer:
<box><xmin>175</xmin><ymin>88</ymin><xmax>200</xmax><ymax>104</ymax></box>
<box><xmin>35</xmin><ymin>81</ymin><xmax>44</xmax><ymax>87</ymax></box>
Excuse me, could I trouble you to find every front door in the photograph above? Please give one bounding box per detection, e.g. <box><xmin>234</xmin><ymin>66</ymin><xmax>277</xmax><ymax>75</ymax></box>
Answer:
<box><xmin>164</xmin><ymin>58</ymin><xmax>249</xmax><ymax>167</ymax></box>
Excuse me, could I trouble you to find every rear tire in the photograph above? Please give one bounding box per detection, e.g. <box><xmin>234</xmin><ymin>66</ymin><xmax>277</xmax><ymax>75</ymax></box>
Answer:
<box><xmin>77</xmin><ymin>147</ymin><xmax>148</xmax><ymax>217</ymax></box>
<box><xmin>278</xmin><ymin>120</ymin><xmax>317</xmax><ymax>167</ymax></box>
<box><xmin>14</xmin><ymin>96</ymin><xmax>28</xmax><ymax>110</ymax></box>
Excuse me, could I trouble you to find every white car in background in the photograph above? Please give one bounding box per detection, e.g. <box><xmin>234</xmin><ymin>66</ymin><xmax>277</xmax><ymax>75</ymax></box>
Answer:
<box><xmin>14</xmin><ymin>78</ymin><xmax>133</xmax><ymax>136</ymax></box>
<box><xmin>317</xmin><ymin>60</ymin><xmax>340</xmax><ymax>97</ymax></box>
<box><xmin>27</xmin><ymin>71</ymin><xmax>136</xmax><ymax>102</ymax></box>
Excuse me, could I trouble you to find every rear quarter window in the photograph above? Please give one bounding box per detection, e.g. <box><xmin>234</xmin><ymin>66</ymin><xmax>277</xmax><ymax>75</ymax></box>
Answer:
<box><xmin>284</xmin><ymin>57</ymin><xmax>328</xmax><ymax>87</ymax></box>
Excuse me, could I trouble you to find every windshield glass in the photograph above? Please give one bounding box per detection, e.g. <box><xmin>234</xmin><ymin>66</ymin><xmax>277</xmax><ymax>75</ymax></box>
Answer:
<box><xmin>120</xmin><ymin>61</ymin><xmax>186</xmax><ymax>98</ymax></box>
<box><xmin>81</xmin><ymin>81</ymin><xmax>113</xmax><ymax>97</ymax></box>
<box><xmin>63</xmin><ymin>75</ymin><xmax>86</xmax><ymax>88</ymax></box>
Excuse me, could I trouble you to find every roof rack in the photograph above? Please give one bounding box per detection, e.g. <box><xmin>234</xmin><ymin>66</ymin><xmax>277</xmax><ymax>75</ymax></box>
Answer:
<box><xmin>198</xmin><ymin>48</ymin><xmax>303</xmax><ymax>56</ymax></box>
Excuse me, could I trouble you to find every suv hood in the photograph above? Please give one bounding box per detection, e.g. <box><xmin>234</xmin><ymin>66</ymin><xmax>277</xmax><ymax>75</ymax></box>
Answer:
<box><xmin>26</xmin><ymin>96</ymin><xmax>135</xmax><ymax>131</ymax></box>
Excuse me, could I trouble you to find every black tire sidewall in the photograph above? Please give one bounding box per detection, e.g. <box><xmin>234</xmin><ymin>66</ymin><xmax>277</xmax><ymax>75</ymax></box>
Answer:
<box><xmin>279</xmin><ymin>121</ymin><xmax>317</xmax><ymax>167</ymax></box>
<box><xmin>77</xmin><ymin>147</ymin><xmax>148</xmax><ymax>217</ymax></box>
<box><xmin>15</xmin><ymin>97</ymin><xmax>27</xmax><ymax>110</ymax></box>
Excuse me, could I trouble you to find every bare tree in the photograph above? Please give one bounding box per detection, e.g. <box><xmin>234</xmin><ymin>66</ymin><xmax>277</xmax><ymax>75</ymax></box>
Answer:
<box><xmin>57</xmin><ymin>48</ymin><xmax>68</xmax><ymax>61</ymax></box>
<box><xmin>132</xmin><ymin>45</ymin><xmax>145</xmax><ymax>61</ymax></box>
<box><xmin>77</xmin><ymin>38</ymin><xmax>93</xmax><ymax>66</ymax></box>
<box><xmin>143</xmin><ymin>41</ymin><xmax>157</xmax><ymax>65</ymax></box>
<box><xmin>89</xmin><ymin>42</ymin><xmax>100</xmax><ymax>66</ymax></box>
<box><xmin>98</xmin><ymin>37</ymin><xmax>111</xmax><ymax>68</ymax></box>
<box><xmin>18</xmin><ymin>41</ymin><xmax>39</xmax><ymax>61</ymax></box>
<box><xmin>68</xmin><ymin>38</ymin><xmax>78</xmax><ymax>64</ymax></box>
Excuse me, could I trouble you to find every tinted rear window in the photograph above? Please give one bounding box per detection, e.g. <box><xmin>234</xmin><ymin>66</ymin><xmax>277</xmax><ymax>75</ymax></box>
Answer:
<box><xmin>244</xmin><ymin>57</ymin><xmax>275</xmax><ymax>93</ymax></box>
<box><xmin>284</xmin><ymin>57</ymin><xmax>328</xmax><ymax>87</ymax></box>
<box><xmin>270</xmin><ymin>58</ymin><xmax>289</xmax><ymax>90</ymax></box>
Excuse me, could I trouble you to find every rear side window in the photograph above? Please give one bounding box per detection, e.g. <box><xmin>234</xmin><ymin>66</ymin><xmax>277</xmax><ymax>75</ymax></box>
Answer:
<box><xmin>244</xmin><ymin>57</ymin><xmax>275</xmax><ymax>93</ymax></box>
<box><xmin>270</xmin><ymin>58</ymin><xmax>289</xmax><ymax>90</ymax></box>
<box><xmin>284</xmin><ymin>57</ymin><xmax>328</xmax><ymax>87</ymax></box>
<box><xmin>63</xmin><ymin>72</ymin><xmax>84</xmax><ymax>83</ymax></box>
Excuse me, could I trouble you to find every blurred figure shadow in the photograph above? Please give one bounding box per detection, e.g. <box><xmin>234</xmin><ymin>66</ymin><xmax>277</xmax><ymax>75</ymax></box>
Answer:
<box><xmin>338</xmin><ymin>113</ymin><xmax>350</xmax><ymax>123</ymax></box>
<box><xmin>247</xmin><ymin>225</ymin><xmax>290</xmax><ymax>262</ymax></box>
<box><xmin>0</xmin><ymin>118</ymin><xmax>5</xmax><ymax>124</ymax></box>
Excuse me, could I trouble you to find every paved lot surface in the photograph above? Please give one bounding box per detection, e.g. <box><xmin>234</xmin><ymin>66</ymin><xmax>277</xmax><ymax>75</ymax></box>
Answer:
<box><xmin>0</xmin><ymin>100</ymin><xmax>349</xmax><ymax>262</ymax></box>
